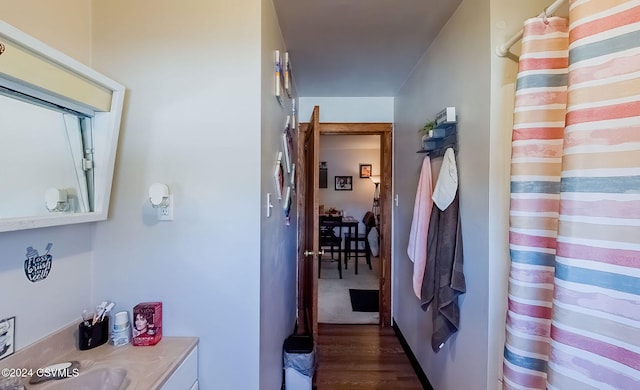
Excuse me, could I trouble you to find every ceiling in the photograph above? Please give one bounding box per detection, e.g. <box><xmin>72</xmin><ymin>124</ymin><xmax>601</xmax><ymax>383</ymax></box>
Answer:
<box><xmin>272</xmin><ymin>0</ymin><xmax>463</xmax><ymax>97</ymax></box>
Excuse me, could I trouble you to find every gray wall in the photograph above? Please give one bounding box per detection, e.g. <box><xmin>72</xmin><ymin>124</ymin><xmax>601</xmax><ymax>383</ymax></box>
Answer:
<box><xmin>392</xmin><ymin>0</ymin><xmax>492</xmax><ymax>389</ymax></box>
<box><xmin>259</xmin><ymin>0</ymin><xmax>300</xmax><ymax>388</ymax></box>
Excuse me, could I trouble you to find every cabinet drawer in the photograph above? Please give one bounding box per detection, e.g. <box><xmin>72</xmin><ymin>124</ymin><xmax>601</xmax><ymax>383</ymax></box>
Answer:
<box><xmin>161</xmin><ymin>345</ymin><xmax>198</xmax><ymax>390</ymax></box>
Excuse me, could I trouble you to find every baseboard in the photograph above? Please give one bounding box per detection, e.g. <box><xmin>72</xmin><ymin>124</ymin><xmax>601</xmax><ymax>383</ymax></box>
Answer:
<box><xmin>392</xmin><ymin>318</ymin><xmax>434</xmax><ymax>390</ymax></box>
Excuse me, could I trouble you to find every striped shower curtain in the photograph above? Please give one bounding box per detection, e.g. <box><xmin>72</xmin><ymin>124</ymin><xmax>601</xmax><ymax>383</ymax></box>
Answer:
<box><xmin>504</xmin><ymin>1</ymin><xmax>640</xmax><ymax>389</ymax></box>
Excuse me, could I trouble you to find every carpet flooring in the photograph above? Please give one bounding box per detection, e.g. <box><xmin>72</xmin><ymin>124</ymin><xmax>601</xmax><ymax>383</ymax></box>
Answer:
<box><xmin>318</xmin><ymin>254</ymin><xmax>380</xmax><ymax>324</ymax></box>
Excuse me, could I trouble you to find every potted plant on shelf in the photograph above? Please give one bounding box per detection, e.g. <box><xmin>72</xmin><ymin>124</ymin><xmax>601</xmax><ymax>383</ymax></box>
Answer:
<box><xmin>419</xmin><ymin>120</ymin><xmax>437</xmax><ymax>150</ymax></box>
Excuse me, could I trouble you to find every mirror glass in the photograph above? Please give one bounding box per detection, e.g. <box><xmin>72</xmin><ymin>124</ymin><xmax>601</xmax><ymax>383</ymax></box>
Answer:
<box><xmin>0</xmin><ymin>19</ymin><xmax>124</xmax><ymax>232</ymax></box>
<box><xmin>0</xmin><ymin>92</ymin><xmax>94</xmax><ymax>219</ymax></box>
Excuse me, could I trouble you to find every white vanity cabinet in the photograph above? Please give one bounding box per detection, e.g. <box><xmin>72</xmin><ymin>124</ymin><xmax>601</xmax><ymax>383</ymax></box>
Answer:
<box><xmin>161</xmin><ymin>345</ymin><xmax>198</xmax><ymax>390</ymax></box>
<box><xmin>0</xmin><ymin>323</ymin><xmax>198</xmax><ymax>390</ymax></box>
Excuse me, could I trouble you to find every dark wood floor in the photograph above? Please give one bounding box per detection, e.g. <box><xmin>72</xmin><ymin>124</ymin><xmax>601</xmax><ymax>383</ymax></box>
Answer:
<box><xmin>314</xmin><ymin>324</ymin><xmax>425</xmax><ymax>390</ymax></box>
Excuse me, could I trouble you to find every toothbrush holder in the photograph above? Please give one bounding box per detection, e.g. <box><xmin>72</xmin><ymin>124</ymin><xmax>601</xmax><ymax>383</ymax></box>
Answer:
<box><xmin>78</xmin><ymin>317</ymin><xmax>109</xmax><ymax>350</ymax></box>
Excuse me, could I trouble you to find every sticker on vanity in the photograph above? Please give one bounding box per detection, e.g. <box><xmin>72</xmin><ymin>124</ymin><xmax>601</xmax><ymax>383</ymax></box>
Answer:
<box><xmin>24</xmin><ymin>243</ymin><xmax>53</xmax><ymax>282</ymax></box>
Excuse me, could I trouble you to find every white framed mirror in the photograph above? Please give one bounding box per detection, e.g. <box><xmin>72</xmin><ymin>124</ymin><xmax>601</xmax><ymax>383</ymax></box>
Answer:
<box><xmin>0</xmin><ymin>20</ymin><xmax>124</xmax><ymax>232</ymax></box>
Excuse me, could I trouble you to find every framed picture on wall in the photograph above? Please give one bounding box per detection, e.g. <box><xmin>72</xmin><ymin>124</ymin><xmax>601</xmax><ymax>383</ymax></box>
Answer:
<box><xmin>273</xmin><ymin>152</ymin><xmax>284</xmax><ymax>200</ymax></box>
<box><xmin>335</xmin><ymin>176</ymin><xmax>352</xmax><ymax>191</ymax></box>
<box><xmin>290</xmin><ymin>163</ymin><xmax>296</xmax><ymax>190</ymax></box>
<box><xmin>0</xmin><ymin>316</ymin><xmax>15</xmax><ymax>361</ymax></box>
<box><xmin>283</xmin><ymin>186</ymin><xmax>292</xmax><ymax>226</ymax></box>
<box><xmin>284</xmin><ymin>52</ymin><xmax>292</xmax><ymax>98</ymax></box>
<box><xmin>291</xmin><ymin>100</ymin><xmax>297</xmax><ymax>132</ymax></box>
<box><xmin>282</xmin><ymin>119</ymin><xmax>293</xmax><ymax>173</ymax></box>
<box><xmin>274</xmin><ymin>50</ymin><xmax>283</xmax><ymax>105</ymax></box>
<box><xmin>319</xmin><ymin>162</ymin><xmax>328</xmax><ymax>188</ymax></box>
<box><xmin>359</xmin><ymin>164</ymin><xmax>372</xmax><ymax>178</ymax></box>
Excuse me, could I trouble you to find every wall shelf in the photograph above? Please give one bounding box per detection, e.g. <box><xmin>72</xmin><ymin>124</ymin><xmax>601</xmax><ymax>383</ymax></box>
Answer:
<box><xmin>417</xmin><ymin>107</ymin><xmax>457</xmax><ymax>156</ymax></box>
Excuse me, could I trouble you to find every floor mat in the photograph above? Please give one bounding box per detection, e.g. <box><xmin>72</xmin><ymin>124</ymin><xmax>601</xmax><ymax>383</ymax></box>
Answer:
<box><xmin>348</xmin><ymin>289</ymin><xmax>379</xmax><ymax>312</ymax></box>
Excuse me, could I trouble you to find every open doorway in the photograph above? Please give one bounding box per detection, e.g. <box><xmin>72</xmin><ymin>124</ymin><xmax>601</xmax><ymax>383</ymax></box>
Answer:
<box><xmin>298</xmin><ymin>120</ymin><xmax>392</xmax><ymax>328</ymax></box>
<box><xmin>317</xmin><ymin>133</ymin><xmax>381</xmax><ymax>324</ymax></box>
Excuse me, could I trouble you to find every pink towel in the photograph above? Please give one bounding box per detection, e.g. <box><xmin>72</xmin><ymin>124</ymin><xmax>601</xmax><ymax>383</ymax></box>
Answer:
<box><xmin>407</xmin><ymin>156</ymin><xmax>433</xmax><ymax>299</ymax></box>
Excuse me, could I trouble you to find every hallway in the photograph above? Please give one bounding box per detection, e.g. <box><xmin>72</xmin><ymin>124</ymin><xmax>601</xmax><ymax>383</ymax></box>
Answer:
<box><xmin>314</xmin><ymin>324</ymin><xmax>427</xmax><ymax>390</ymax></box>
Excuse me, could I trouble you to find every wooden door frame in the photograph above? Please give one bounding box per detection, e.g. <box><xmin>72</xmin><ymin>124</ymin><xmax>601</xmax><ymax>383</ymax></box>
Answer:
<box><xmin>299</xmin><ymin>122</ymin><xmax>393</xmax><ymax>326</ymax></box>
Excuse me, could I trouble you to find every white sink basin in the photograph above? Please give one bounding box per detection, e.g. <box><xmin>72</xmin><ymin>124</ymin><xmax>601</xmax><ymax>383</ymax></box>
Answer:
<box><xmin>38</xmin><ymin>367</ymin><xmax>129</xmax><ymax>390</ymax></box>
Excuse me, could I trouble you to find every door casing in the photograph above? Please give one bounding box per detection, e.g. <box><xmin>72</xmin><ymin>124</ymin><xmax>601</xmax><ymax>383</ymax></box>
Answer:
<box><xmin>299</xmin><ymin>121</ymin><xmax>393</xmax><ymax>327</ymax></box>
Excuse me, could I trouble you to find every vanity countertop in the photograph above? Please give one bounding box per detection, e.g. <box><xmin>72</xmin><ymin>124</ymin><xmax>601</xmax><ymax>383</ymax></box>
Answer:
<box><xmin>0</xmin><ymin>322</ymin><xmax>198</xmax><ymax>389</ymax></box>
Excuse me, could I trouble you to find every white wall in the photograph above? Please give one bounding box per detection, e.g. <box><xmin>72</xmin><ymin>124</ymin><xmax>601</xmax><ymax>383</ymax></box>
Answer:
<box><xmin>2</xmin><ymin>2</ymin><xmax>299</xmax><ymax>388</ymax></box>
<box><xmin>393</xmin><ymin>1</ymin><xmax>491</xmax><ymax>389</ymax></box>
<box><xmin>90</xmin><ymin>1</ymin><xmax>262</xmax><ymax>389</ymax></box>
<box><xmin>0</xmin><ymin>2</ymin><xmax>94</xmax><ymax>349</ymax></box>
<box><xmin>0</xmin><ymin>0</ymin><xmax>92</xmax><ymax>66</ymax></box>
<box><xmin>259</xmin><ymin>0</ymin><xmax>299</xmax><ymax>388</ymax></box>
<box><xmin>299</xmin><ymin>97</ymin><xmax>394</xmax><ymax>122</ymax></box>
<box><xmin>0</xmin><ymin>226</ymin><xmax>93</xmax><ymax>350</ymax></box>
<box><xmin>319</xmin><ymin>135</ymin><xmax>380</xmax><ymax>227</ymax></box>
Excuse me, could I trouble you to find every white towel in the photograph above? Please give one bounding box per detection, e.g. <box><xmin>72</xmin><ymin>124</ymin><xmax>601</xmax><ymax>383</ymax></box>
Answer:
<box><xmin>407</xmin><ymin>156</ymin><xmax>433</xmax><ymax>299</ymax></box>
<box><xmin>432</xmin><ymin>148</ymin><xmax>458</xmax><ymax>211</ymax></box>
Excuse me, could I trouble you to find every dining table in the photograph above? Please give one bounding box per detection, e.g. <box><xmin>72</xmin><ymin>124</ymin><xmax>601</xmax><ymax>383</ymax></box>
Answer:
<box><xmin>319</xmin><ymin>214</ymin><xmax>360</xmax><ymax>266</ymax></box>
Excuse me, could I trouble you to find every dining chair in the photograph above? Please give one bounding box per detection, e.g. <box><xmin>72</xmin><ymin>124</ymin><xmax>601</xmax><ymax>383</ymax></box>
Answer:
<box><xmin>343</xmin><ymin>211</ymin><xmax>376</xmax><ymax>275</ymax></box>
<box><xmin>319</xmin><ymin>215</ymin><xmax>343</xmax><ymax>279</ymax></box>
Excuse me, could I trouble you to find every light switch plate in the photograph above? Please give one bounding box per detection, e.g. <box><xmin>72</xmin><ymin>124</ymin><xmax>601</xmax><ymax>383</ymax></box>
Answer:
<box><xmin>266</xmin><ymin>193</ymin><xmax>273</xmax><ymax>217</ymax></box>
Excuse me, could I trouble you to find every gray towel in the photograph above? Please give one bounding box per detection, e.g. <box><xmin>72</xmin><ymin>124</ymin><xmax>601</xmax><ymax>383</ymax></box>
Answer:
<box><xmin>420</xmin><ymin>192</ymin><xmax>465</xmax><ymax>352</ymax></box>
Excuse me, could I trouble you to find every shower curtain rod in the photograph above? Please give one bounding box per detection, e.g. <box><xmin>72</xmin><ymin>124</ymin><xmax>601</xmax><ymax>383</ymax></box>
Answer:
<box><xmin>495</xmin><ymin>0</ymin><xmax>568</xmax><ymax>57</ymax></box>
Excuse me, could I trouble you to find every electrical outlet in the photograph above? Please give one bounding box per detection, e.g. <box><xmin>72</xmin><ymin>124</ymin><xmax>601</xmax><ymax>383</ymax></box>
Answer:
<box><xmin>158</xmin><ymin>195</ymin><xmax>174</xmax><ymax>221</ymax></box>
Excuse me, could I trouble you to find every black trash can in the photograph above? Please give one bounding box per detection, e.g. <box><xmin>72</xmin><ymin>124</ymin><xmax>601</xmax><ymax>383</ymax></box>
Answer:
<box><xmin>283</xmin><ymin>335</ymin><xmax>315</xmax><ymax>390</ymax></box>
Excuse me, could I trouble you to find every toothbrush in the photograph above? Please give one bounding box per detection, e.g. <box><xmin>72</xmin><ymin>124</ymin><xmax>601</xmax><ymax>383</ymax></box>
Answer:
<box><xmin>100</xmin><ymin>302</ymin><xmax>115</xmax><ymax>322</ymax></box>
<box><xmin>93</xmin><ymin>301</ymin><xmax>107</xmax><ymax>325</ymax></box>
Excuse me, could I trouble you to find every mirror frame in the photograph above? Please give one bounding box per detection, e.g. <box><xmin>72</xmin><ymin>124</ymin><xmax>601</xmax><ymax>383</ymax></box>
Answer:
<box><xmin>0</xmin><ymin>20</ymin><xmax>125</xmax><ymax>232</ymax></box>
